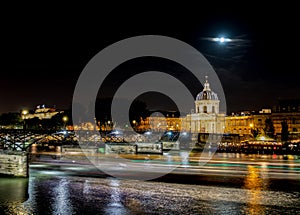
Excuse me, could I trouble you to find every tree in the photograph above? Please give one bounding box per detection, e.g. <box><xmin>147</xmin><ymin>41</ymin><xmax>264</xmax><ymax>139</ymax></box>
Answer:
<box><xmin>0</xmin><ymin>112</ymin><xmax>22</xmax><ymax>128</ymax></box>
<box><xmin>264</xmin><ymin>118</ymin><xmax>275</xmax><ymax>138</ymax></box>
<box><xmin>26</xmin><ymin>117</ymin><xmax>41</xmax><ymax>130</ymax></box>
<box><xmin>281</xmin><ymin>119</ymin><xmax>289</xmax><ymax>142</ymax></box>
<box><xmin>251</xmin><ymin>128</ymin><xmax>259</xmax><ymax>138</ymax></box>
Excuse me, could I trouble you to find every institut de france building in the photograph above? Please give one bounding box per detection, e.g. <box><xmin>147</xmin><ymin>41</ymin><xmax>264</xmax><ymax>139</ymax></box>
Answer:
<box><xmin>184</xmin><ymin>77</ymin><xmax>225</xmax><ymax>134</ymax></box>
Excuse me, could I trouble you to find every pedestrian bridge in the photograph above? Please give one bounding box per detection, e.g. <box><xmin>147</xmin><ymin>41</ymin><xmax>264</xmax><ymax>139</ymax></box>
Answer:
<box><xmin>0</xmin><ymin>129</ymin><xmax>102</xmax><ymax>151</ymax></box>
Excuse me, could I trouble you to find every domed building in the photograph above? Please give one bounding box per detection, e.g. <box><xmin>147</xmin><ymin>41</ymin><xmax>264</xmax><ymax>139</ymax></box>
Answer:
<box><xmin>185</xmin><ymin>76</ymin><xmax>225</xmax><ymax>133</ymax></box>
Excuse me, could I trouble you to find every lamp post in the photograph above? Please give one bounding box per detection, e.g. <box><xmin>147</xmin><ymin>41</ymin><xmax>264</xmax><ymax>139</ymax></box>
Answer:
<box><xmin>22</xmin><ymin>110</ymin><xmax>28</xmax><ymax>129</ymax></box>
<box><xmin>132</xmin><ymin>120</ymin><xmax>136</xmax><ymax>131</ymax></box>
<box><xmin>21</xmin><ymin>110</ymin><xmax>28</xmax><ymax>151</ymax></box>
<box><xmin>62</xmin><ymin>116</ymin><xmax>68</xmax><ymax>130</ymax></box>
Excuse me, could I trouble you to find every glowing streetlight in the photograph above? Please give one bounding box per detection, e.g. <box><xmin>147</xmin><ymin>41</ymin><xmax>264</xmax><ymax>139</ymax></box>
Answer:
<box><xmin>132</xmin><ymin>120</ymin><xmax>137</xmax><ymax>130</ymax></box>
<box><xmin>21</xmin><ymin>110</ymin><xmax>28</xmax><ymax>129</ymax></box>
<box><xmin>62</xmin><ymin>116</ymin><xmax>68</xmax><ymax>129</ymax></box>
<box><xmin>62</xmin><ymin>116</ymin><xmax>68</xmax><ymax>122</ymax></box>
<box><xmin>22</xmin><ymin>110</ymin><xmax>28</xmax><ymax>118</ymax></box>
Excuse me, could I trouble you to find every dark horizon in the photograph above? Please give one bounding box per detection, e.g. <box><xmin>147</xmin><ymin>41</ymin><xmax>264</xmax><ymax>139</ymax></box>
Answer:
<box><xmin>1</xmin><ymin>5</ymin><xmax>299</xmax><ymax>115</ymax></box>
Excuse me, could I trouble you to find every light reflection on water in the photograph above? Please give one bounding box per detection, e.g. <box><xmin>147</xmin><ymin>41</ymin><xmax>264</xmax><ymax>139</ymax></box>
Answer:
<box><xmin>243</xmin><ymin>165</ymin><xmax>268</xmax><ymax>215</ymax></box>
<box><xmin>52</xmin><ymin>178</ymin><xmax>74</xmax><ymax>215</ymax></box>
<box><xmin>0</xmin><ymin>165</ymin><xmax>300</xmax><ymax>214</ymax></box>
<box><xmin>105</xmin><ymin>178</ymin><xmax>128</xmax><ymax>215</ymax></box>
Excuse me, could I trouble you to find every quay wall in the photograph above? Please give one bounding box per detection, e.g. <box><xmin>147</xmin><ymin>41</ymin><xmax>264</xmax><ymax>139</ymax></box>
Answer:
<box><xmin>0</xmin><ymin>151</ymin><xmax>28</xmax><ymax>177</ymax></box>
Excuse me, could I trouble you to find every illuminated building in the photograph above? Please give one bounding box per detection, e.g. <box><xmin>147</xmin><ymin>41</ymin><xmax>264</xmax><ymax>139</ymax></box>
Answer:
<box><xmin>272</xmin><ymin>99</ymin><xmax>300</xmax><ymax>139</ymax></box>
<box><xmin>22</xmin><ymin>105</ymin><xmax>63</xmax><ymax>120</ymax></box>
<box><xmin>147</xmin><ymin>115</ymin><xmax>183</xmax><ymax>132</ymax></box>
<box><xmin>142</xmin><ymin>77</ymin><xmax>225</xmax><ymax>134</ymax></box>
<box><xmin>224</xmin><ymin>110</ymin><xmax>271</xmax><ymax>138</ymax></box>
<box><xmin>185</xmin><ymin>76</ymin><xmax>225</xmax><ymax>133</ymax></box>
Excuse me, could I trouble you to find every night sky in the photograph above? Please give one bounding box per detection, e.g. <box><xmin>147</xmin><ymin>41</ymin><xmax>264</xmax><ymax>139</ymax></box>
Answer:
<box><xmin>1</xmin><ymin>4</ymin><xmax>299</xmax><ymax>114</ymax></box>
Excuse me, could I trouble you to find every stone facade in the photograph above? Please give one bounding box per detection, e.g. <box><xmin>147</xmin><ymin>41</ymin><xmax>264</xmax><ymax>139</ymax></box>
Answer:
<box><xmin>271</xmin><ymin>99</ymin><xmax>300</xmax><ymax>140</ymax></box>
<box><xmin>186</xmin><ymin>77</ymin><xmax>225</xmax><ymax>134</ymax></box>
<box><xmin>0</xmin><ymin>151</ymin><xmax>28</xmax><ymax>177</ymax></box>
<box><xmin>224</xmin><ymin>112</ymin><xmax>271</xmax><ymax>137</ymax></box>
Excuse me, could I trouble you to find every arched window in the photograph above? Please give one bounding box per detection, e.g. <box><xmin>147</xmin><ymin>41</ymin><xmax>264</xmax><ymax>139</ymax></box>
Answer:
<box><xmin>203</xmin><ymin>106</ymin><xmax>207</xmax><ymax>113</ymax></box>
<box><xmin>203</xmin><ymin>92</ymin><xmax>207</xmax><ymax>100</ymax></box>
<box><xmin>212</xmin><ymin>106</ymin><xmax>215</xmax><ymax>113</ymax></box>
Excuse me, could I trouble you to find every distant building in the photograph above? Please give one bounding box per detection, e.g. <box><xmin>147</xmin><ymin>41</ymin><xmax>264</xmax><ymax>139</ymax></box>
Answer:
<box><xmin>224</xmin><ymin>109</ymin><xmax>271</xmax><ymax>138</ymax></box>
<box><xmin>185</xmin><ymin>76</ymin><xmax>225</xmax><ymax>133</ymax></box>
<box><xmin>147</xmin><ymin>115</ymin><xmax>183</xmax><ymax>132</ymax></box>
<box><xmin>272</xmin><ymin>99</ymin><xmax>300</xmax><ymax>139</ymax></box>
<box><xmin>22</xmin><ymin>105</ymin><xmax>63</xmax><ymax>120</ymax></box>
<box><xmin>103</xmin><ymin>78</ymin><xmax>300</xmax><ymax>142</ymax></box>
<box><xmin>141</xmin><ymin>77</ymin><xmax>225</xmax><ymax>134</ymax></box>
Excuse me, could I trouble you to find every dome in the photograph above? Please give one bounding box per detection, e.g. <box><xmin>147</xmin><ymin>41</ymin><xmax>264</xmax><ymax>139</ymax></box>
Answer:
<box><xmin>196</xmin><ymin>90</ymin><xmax>218</xmax><ymax>100</ymax></box>
<box><xmin>196</xmin><ymin>77</ymin><xmax>219</xmax><ymax>101</ymax></box>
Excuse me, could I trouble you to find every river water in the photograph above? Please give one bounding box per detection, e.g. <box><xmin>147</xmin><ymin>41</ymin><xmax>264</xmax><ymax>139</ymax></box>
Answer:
<box><xmin>1</xmin><ymin>155</ymin><xmax>300</xmax><ymax>214</ymax></box>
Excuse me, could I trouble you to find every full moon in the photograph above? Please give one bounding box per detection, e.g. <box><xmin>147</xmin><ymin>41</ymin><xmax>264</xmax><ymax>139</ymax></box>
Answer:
<box><xmin>212</xmin><ymin>37</ymin><xmax>232</xmax><ymax>43</ymax></box>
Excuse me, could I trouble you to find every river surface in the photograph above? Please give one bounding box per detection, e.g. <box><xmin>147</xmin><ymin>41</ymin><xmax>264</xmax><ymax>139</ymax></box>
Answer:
<box><xmin>0</xmin><ymin>153</ymin><xmax>300</xmax><ymax>214</ymax></box>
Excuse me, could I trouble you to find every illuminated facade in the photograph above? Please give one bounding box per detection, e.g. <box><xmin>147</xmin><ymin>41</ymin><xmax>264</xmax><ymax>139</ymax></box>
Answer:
<box><xmin>142</xmin><ymin>77</ymin><xmax>225</xmax><ymax>134</ymax></box>
<box><xmin>272</xmin><ymin>99</ymin><xmax>300</xmax><ymax>139</ymax></box>
<box><xmin>22</xmin><ymin>105</ymin><xmax>63</xmax><ymax>120</ymax></box>
<box><xmin>67</xmin><ymin>82</ymin><xmax>300</xmax><ymax>142</ymax></box>
<box><xmin>147</xmin><ymin>116</ymin><xmax>183</xmax><ymax>131</ymax></box>
<box><xmin>224</xmin><ymin>111</ymin><xmax>271</xmax><ymax>137</ymax></box>
<box><xmin>186</xmin><ymin>77</ymin><xmax>225</xmax><ymax>133</ymax></box>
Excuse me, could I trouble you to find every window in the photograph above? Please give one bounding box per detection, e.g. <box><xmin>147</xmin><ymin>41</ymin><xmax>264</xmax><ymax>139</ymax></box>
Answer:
<box><xmin>203</xmin><ymin>92</ymin><xmax>207</xmax><ymax>100</ymax></box>
<box><xmin>258</xmin><ymin>119</ymin><xmax>262</xmax><ymax>125</ymax></box>
<box><xmin>203</xmin><ymin>106</ymin><xmax>207</xmax><ymax>113</ymax></box>
<box><xmin>212</xmin><ymin>106</ymin><xmax>215</xmax><ymax>113</ymax></box>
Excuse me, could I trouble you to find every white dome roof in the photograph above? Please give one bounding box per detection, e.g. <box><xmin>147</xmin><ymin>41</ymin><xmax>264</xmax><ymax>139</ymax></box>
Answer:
<box><xmin>196</xmin><ymin>77</ymin><xmax>219</xmax><ymax>101</ymax></box>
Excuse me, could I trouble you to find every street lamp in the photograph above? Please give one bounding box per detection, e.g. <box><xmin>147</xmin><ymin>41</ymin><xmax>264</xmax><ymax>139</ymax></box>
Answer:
<box><xmin>22</xmin><ymin>110</ymin><xmax>28</xmax><ymax>129</ymax></box>
<box><xmin>21</xmin><ymin>110</ymin><xmax>28</xmax><ymax>150</ymax></box>
<box><xmin>132</xmin><ymin>120</ymin><xmax>136</xmax><ymax>131</ymax></box>
<box><xmin>62</xmin><ymin>116</ymin><xmax>68</xmax><ymax>130</ymax></box>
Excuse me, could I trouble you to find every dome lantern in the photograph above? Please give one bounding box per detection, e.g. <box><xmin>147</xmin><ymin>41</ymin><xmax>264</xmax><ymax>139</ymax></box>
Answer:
<box><xmin>196</xmin><ymin>76</ymin><xmax>218</xmax><ymax>101</ymax></box>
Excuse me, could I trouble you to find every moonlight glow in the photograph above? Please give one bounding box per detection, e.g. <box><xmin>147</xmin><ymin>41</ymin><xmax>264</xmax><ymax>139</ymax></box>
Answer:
<box><xmin>212</xmin><ymin>37</ymin><xmax>232</xmax><ymax>43</ymax></box>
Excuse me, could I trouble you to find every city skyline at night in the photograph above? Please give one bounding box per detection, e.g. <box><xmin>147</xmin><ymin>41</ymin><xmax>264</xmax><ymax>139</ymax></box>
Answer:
<box><xmin>1</xmin><ymin>4</ymin><xmax>300</xmax><ymax>215</ymax></box>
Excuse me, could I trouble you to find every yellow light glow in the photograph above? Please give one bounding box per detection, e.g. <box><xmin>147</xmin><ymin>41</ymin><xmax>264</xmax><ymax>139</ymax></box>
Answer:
<box><xmin>22</xmin><ymin>110</ymin><xmax>28</xmax><ymax>115</ymax></box>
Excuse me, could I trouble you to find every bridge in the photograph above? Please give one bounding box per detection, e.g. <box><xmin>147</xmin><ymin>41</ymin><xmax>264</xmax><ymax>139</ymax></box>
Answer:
<box><xmin>0</xmin><ymin>129</ymin><xmax>103</xmax><ymax>151</ymax></box>
<box><xmin>0</xmin><ymin>129</ymin><xmax>104</xmax><ymax>177</ymax></box>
